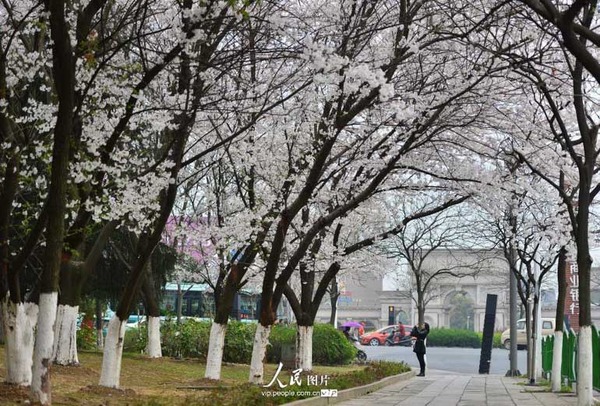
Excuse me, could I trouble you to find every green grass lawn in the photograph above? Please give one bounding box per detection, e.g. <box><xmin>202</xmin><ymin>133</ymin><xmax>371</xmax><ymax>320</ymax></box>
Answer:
<box><xmin>0</xmin><ymin>347</ymin><xmax>409</xmax><ymax>405</ymax></box>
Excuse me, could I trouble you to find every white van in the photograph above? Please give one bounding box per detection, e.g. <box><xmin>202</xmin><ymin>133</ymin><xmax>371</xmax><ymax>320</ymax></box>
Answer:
<box><xmin>501</xmin><ymin>318</ymin><xmax>555</xmax><ymax>349</ymax></box>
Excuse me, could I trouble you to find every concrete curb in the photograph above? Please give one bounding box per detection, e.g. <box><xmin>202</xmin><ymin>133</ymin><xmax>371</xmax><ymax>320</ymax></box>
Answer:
<box><xmin>286</xmin><ymin>370</ymin><xmax>416</xmax><ymax>405</ymax></box>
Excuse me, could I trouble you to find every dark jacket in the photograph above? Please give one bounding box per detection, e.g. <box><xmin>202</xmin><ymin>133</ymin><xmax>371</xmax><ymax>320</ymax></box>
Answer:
<box><xmin>410</xmin><ymin>323</ymin><xmax>430</xmax><ymax>354</ymax></box>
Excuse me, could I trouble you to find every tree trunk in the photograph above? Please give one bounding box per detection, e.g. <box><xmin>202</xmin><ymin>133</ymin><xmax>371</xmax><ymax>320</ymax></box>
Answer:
<box><xmin>1</xmin><ymin>300</ymin><xmax>38</xmax><ymax>385</ymax></box>
<box><xmin>95</xmin><ymin>299</ymin><xmax>104</xmax><ymax>350</ymax></box>
<box><xmin>248</xmin><ymin>324</ymin><xmax>271</xmax><ymax>384</ymax></box>
<box><xmin>177</xmin><ymin>283</ymin><xmax>183</xmax><ymax>324</ymax></box>
<box><xmin>51</xmin><ymin>304</ymin><xmax>80</xmax><ymax>365</ymax></box>
<box><xmin>146</xmin><ymin>317</ymin><xmax>162</xmax><ymax>358</ymax></box>
<box><xmin>205</xmin><ymin>322</ymin><xmax>227</xmax><ymax>380</ymax></box>
<box><xmin>141</xmin><ymin>266</ymin><xmax>162</xmax><ymax>358</ymax></box>
<box><xmin>417</xmin><ymin>299</ymin><xmax>425</xmax><ymax>324</ymax></box>
<box><xmin>31</xmin><ymin>0</ymin><xmax>76</xmax><ymax>401</ymax></box>
<box><xmin>296</xmin><ymin>324</ymin><xmax>313</xmax><ymax>371</ymax></box>
<box><xmin>206</xmin><ymin>263</ymin><xmax>247</xmax><ymax>380</ymax></box>
<box><xmin>577</xmin><ymin>326</ymin><xmax>593</xmax><ymax>404</ymax></box>
<box><xmin>289</xmin><ymin>261</ymin><xmax>342</xmax><ymax>375</ymax></box>
<box><xmin>250</xmin><ymin>277</ymin><xmax>277</xmax><ymax>384</ymax></box>
<box><xmin>531</xmin><ymin>294</ymin><xmax>541</xmax><ymax>383</ymax></box>
<box><xmin>525</xmin><ymin>303</ymin><xmax>533</xmax><ymax>382</ymax></box>
<box><xmin>54</xmin><ymin>222</ymin><xmax>116</xmax><ymax>359</ymax></box>
<box><xmin>574</xmin><ymin>191</ymin><xmax>593</xmax><ymax>405</ymax></box>
<box><xmin>551</xmin><ymin>331</ymin><xmax>563</xmax><ymax>392</ymax></box>
<box><xmin>31</xmin><ymin>292</ymin><xmax>59</xmax><ymax>404</ymax></box>
<box><xmin>98</xmin><ymin>316</ymin><xmax>127</xmax><ymax>388</ymax></box>
<box><xmin>328</xmin><ymin>278</ymin><xmax>338</xmax><ymax>326</ymax></box>
<box><xmin>552</xmin><ymin>248</ymin><xmax>566</xmax><ymax>391</ymax></box>
<box><xmin>52</xmin><ymin>257</ymin><xmax>88</xmax><ymax>365</ymax></box>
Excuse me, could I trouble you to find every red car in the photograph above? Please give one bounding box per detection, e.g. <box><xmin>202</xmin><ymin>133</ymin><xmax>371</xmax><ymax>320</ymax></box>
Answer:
<box><xmin>360</xmin><ymin>324</ymin><xmax>411</xmax><ymax>346</ymax></box>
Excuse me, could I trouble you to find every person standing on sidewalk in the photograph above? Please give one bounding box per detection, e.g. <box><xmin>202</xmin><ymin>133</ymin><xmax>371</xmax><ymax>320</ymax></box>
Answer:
<box><xmin>410</xmin><ymin>322</ymin><xmax>430</xmax><ymax>377</ymax></box>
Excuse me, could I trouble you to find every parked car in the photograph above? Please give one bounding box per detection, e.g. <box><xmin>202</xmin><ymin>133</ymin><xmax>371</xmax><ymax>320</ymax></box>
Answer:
<box><xmin>501</xmin><ymin>318</ymin><xmax>555</xmax><ymax>350</ymax></box>
<box><xmin>126</xmin><ymin>314</ymin><xmax>146</xmax><ymax>329</ymax></box>
<box><xmin>360</xmin><ymin>324</ymin><xmax>411</xmax><ymax>346</ymax></box>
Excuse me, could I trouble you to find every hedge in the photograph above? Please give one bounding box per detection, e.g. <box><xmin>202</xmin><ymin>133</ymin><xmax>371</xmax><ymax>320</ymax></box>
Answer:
<box><xmin>427</xmin><ymin>328</ymin><xmax>503</xmax><ymax>348</ymax></box>
<box><xmin>118</xmin><ymin>320</ymin><xmax>356</xmax><ymax>365</ymax></box>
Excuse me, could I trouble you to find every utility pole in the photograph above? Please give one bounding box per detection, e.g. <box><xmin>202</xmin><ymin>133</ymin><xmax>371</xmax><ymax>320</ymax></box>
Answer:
<box><xmin>506</xmin><ymin>205</ymin><xmax>521</xmax><ymax>377</ymax></box>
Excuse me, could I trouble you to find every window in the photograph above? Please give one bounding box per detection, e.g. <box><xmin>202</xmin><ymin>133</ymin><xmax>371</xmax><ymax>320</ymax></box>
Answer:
<box><xmin>542</xmin><ymin>321</ymin><xmax>553</xmax><ymax>329</ymax></box>
<box><xmin>516</xmin><ymin>320</ymin><xmax>526</xmax><ymax>330</ymax></box>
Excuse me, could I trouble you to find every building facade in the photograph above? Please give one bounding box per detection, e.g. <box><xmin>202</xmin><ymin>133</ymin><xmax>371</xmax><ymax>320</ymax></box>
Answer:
<box><xmin>315</xmin><ymin>249</ymin><xmax>589</xmax><ymax>331</ymax></box>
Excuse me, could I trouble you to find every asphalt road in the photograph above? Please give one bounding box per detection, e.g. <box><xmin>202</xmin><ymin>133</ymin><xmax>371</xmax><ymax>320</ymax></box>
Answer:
<box><xmin>361</xmin><ymin>345</ymin><xmax>529</xmax><ymax>375</ymax></box>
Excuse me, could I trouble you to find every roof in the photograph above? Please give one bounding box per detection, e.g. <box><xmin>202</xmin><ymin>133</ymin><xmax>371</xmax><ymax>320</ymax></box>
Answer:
<box><xmin>163</xmin><ymin>282</ymin><xmax>209</xmax><ymax>292</ymax></box>
<box><xmin>163</xmin><ymin>282</ymin><xmax>260</xmax><ymax>295</ymax></box>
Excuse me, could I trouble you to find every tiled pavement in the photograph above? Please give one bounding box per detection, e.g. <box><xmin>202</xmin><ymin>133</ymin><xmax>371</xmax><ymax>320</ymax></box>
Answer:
<box><xmin>338</xmin><ymin>369</ymin><xmax>579</xmax><ymax>406</ymax></box>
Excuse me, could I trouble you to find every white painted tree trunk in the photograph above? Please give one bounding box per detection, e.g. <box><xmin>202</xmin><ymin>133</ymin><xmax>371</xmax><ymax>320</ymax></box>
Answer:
<box><xmin>204</xmin><ymin>322</ymin><xmax>227</xmax><ymax>380</ymax></box>
<box><xmin>249</xmin><ymin>324</ymin><xmax>271</xmax><ymax>384</ymax></box>
<box><xmin>52</xmin><ymin>304</ymin><xmax>79</xmax><ymax>365</ymax></box>
<box><xmin>577</xmin><ymin>326</ymin><xmax>593</xmax><ymax>406</ymax></box>
<box><xmin>96</xmin><ymin>329</ymin><xmax>104</xmax><ymax>350</ymax></box>
<box><xmin>31</xmin><ymin>292</ymin><xmax>58</xmax><ymax>405</ymax></box>
<box><xmin>146</xmin><ymin>316</ymin><xmax>162</xmax><ymax>358</ymax></box>
<box><xmin>98</xmin><ymin>316</ymin><xmax>128</xmax><ymax>388</ymax></box>
<box><xmin>296</xmin><ymin>325</ymin><xmax>313</xmax><ymax>371</ymax></box>
<box><xmin>2</xmin><ymin>299</ymin><xmax>38</xmax><ymax>385</ymax></box>
<box><xmin>551</xmin><ymin>331</ymin><xmax>563</xmax><ymax>392</ymax></box>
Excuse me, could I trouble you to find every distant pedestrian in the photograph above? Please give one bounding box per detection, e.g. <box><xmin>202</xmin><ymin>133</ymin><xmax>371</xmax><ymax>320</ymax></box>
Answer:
<box><xmin>342</xmin><ymin>326</ymin><xmax>351</xmax><ymax>340</ymax></box>
<box><xmin>358</xmin><ymin>322</ymin><xmax>365</xmax><ymax>337</ymax></box>
<box><xmin>410</xmin><ymin>322</ymin><xmax>430</xmax><ymax>377</ymax></box>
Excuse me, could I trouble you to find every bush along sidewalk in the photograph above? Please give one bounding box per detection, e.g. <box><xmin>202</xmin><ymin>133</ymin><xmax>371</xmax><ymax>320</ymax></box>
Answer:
<box><xmin>180</xmin><ymin>361</ymin><xmax>412</xmax><ymax>406</ymax></box>
<box><xmin>114</xmin><ymin>320</ymin><xmax>357</xmax><ymax>365</ymax></box>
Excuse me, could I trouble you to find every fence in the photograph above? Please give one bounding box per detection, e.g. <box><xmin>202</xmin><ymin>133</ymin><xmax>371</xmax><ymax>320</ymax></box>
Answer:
<box><xmin>541</xmin><ymin>326</ymin><xmax>600</xmax><ymax>390</ymax></box>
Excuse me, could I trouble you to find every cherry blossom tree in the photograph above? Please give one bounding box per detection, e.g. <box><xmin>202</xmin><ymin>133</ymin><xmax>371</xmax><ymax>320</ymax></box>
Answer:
<box><xmin>97</xmin><ymin>0</ymin><xmax>306</xmax><ymax>388</ymax></box>
<box><xmin>490</xmin><ymin>182</ymin><xmax>570</xmax><ymax>383</ymax></box>
<box><xmin>0</xmin><ymin>1</ymin><xmax>183</xmax><ymax>390</ymax></box>
<box><xmin>1</xmin><ymin>1</ymin><xmax>60</xmax><ymax>389</ymax></box>
<box><xmin>0</xmin><ymin>0</ymin><xmax>279</xmax><ymax>398</ymax></box>
<box><xmin>468</xmin><ymin>3</ymin><xmax>599</xmax><ymax>400</ymax></box>
<box><xmin>283</xmin><ymin>192</ymin><xmax>470</xmax><ymax>370</ymax></box>
<box><xmin>192</xmin><ymin>0</ymin><xmax>529</xmax><ymax>383</ymax></box>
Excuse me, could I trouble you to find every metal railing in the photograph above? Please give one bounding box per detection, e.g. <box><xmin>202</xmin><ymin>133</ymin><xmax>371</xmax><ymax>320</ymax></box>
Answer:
<box><xmin>541</xmin><ymin>327</ymin><xmax>600</xmax><ymax>389</ymax></box>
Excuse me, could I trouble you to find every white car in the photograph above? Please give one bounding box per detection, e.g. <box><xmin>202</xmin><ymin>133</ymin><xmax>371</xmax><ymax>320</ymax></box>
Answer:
<box><xmin>501</xmin><ymin>318</ymin><xmax>555</xmax><ymax>349</ymax></box>
<box><xmin>125</xmin><ymin>315</ymin><xmax>146</xmax><ymax>329</ymax></box>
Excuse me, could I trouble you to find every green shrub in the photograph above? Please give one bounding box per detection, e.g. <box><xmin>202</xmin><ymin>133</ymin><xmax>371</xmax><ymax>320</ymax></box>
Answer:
<box><xmin>123</xmin><ymin>325</ymin><xmax>147</xmax><ymax>353</ymax></box>
<box><xmin>266</xmin><ymin>324</ymin><xmax>296</xmax><ymax>363</ymax></box>
<box><xmin>475</xmin><ymin>331</ymin><xmax>503</xmax><ymax>348</ymax></box>
<box><xmin>223</xmin><ymin>321</ymin><xmax>256</xmax><ymax>363</ymax></box>
<box><xmin>312</xmin><ymin>323</ymin><xmax>356</xmax><ymax>365</ymax></box>
<box><xmin>186</xmin><ymin>361</ymin><xmax>411</xmax><ymax>405</ymax></box>
<box><xmin>157</xmin><ymin>319</ymin><xmax>255</xmax><ymax>361</ymax></box>
<box><xmin>160</xmin><ymin>319</ymin><xmax>211</xmax><ymax>359</ymax></box>
<box><xmin>76</xmin><ymin>323</ymin><xmax>97</xmax><ymax>351</ymax></box>
<box><xmin>325</xmin><ymin>361</ymin><xmax>410</xmax><ymax>389</ymax></box>
<box><xmin>122</xmin><ymin>320</ymin><xmax>355</xmax><ymax>365</ymax></box>
<box><xmin>266</xmin><ymin>323</ymin><xmax>356</xmax><ymax>366</ymax></box>
<box><xmin>427</xmin><ymin>328</ymin><xmax>480</xmax><ymax>348</ymax></box>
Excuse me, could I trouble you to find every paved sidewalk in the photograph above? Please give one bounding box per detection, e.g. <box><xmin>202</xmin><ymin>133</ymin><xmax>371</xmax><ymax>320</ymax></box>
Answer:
<box><xmin>338</xmin><ymin>370</ymin><xmax>578</xmax><ymax>406</ymax></box>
